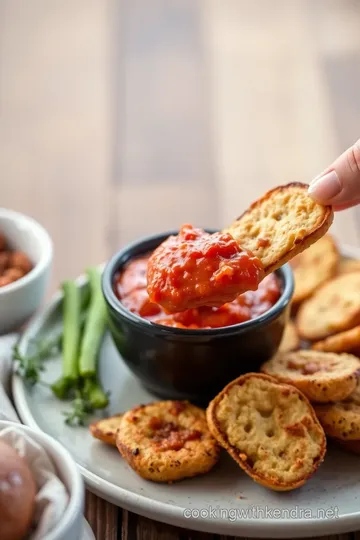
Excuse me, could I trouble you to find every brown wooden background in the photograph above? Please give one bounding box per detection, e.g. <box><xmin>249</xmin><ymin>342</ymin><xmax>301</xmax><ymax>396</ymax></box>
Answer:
<box><xmin>1</xmin><ymin>1</ymin><xmax>360</xmax><ymax>538</ymax></box>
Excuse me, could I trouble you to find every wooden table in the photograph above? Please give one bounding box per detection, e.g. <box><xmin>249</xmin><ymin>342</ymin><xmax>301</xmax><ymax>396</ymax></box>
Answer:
<box><xmin>1</xmin><ymin>0</ymin><xmax>360</xmax><ymax>538</ymax></box>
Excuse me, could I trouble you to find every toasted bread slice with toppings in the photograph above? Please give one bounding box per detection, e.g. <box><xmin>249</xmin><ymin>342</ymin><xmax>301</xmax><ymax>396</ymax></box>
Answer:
<box><xmin>337</xmin><ymin>258</ymin><xmax>360</xmax><ymax>276</ymax></box>
<box><xmin>261</xmin><ymin>350</ymin><xmax>360</xmax><ymax>403</ymax></box>
<box><xmin>314</xmin><ymin>380</ymin><xmax>360</xmax><ymax>441</ymax></box>
<box><xmin>312</xmin><ymin>325</ymin><xmax>360</xmax><ymax>354</ymax></box>
<box><xmin>296</xmin><ymin>272</ymin><xmax>360</xmax><ymax>341</ymax></box>
<box><xmin>225</xmin><ymin>183</ymin><xmax>333</xmax><ymax>275</ymax></box>
<box><xmin>206</xmin><ymin>373</ymin><xmax>326</xmax><ymax>491</ymax></box>
<box><xmin>116</xmin><ymin>401</ymin><xmax>220</xmax><ymax>483</ymax></box>
<box><xmin>279</xmin><ymin>321</ymin><xmax>300</xmax><ymax>353</ymax></box>
<box><xmin>89</xmin><ymin>414</ymin><xmax>124</xmax><ymax>446</ymax></box>
<box><xmin>290</xmin><ymin>235</ymin><xmax>339</xmax><ymax>304</ymax></box>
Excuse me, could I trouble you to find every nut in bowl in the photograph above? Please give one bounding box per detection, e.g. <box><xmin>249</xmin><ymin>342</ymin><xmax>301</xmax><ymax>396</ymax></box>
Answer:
<box><xmin>0</xmin><ymin>209</ymin><xmax>53</xmax><ymax>334</ymax></box>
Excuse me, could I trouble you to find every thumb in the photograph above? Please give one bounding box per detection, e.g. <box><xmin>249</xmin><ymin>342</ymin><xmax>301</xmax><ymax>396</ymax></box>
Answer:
<box><xmin>308</xmin><ymin>139</ymin><xmax>360</xmax><ymax>210</ymax></box>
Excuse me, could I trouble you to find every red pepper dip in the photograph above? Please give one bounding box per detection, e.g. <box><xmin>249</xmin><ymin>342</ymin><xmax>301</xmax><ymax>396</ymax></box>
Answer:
<box><xmin>146</xmin><ymin>224</ymin><xmax>264</xmax><ymax>313</ymax></box>
<box><xmin>113</xmin><ymin>250</ymin><xmax>281</xmax><ymax>330</ymax></box>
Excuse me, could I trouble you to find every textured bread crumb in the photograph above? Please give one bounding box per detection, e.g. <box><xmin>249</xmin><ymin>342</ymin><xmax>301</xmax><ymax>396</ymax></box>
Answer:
<box><xmin>296</xmin><ymin>272</ymin><xmax>360</xmax><ymax>341</ymax></box>
<box><xmin>225</xmin><ymin>183</ymin><xmax>333</xmax><ymax>273</ymax></box>
<box><xmin>261</xmin><ymin>350</ymin><xmax>360</xmax><ymax>402</ymax></box>
<box><xmin>117</xmin><ymin>401</ymin><xmax>219</xmax><ymax>482</ymax></box>
<box><xmin>89</xmin><ymin>414</ymin><xmax>124</xmax><ymax>446</ymax></box>
<box><xmin>315</xmin><ymin>380</ymin><xmax>360</xmax><ymax>441</ymax></box>
<box><xmin>312</xmin><ymin>325</ymin><xmax>360</xmax><ymax>354</ymax></box>
<box><xmin>207</xmin><ymin>373</ymin><xmax>326</xmax><ymax>491</ymax></box>
<box><xmin>290</xmin><ymin>235</ymin><xmax>339</xmax><ymax>304</ymax></box>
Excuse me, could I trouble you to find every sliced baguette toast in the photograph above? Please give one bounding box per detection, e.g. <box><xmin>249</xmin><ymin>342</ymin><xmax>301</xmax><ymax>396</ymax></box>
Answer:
<box><xmin>314</xmin><ymin>379</ymin><xmax>360</xmax><ymax>441</ymax></box>
<box><xmin>224</xmin><ymin>183</ymin><xmax>333</xmax><ymax>275</ymax></box>
<box><xmin>261</xmin><ymin>350</ymin><xmax>360</xmax><ymax>403</ymax></box>
<box><xmin>116</xmin><ymin>401</ymin><xmax>220</xmax><ymax>483</ymax></box>
<box><xmin>296</xmin><ymin>272</ymin><xmax>360</xmax><ymax>341</ymax></box>
<box><xmin>290</xmin><ymin>235</ymin><xmax>339</xmax><ymax>304</ymax></box>
<box><xmin>337</xmin><ymin>259</ymin><xmax>360</xmax><ymax>276</ymax></box>
<box><xmin>206</xmin><ymin>373</ymin><xmax>326</xmax><ymax>491</ymax></box>
<box><xmin>89</xmin><ymin>413</ymin><xmax>124</xmax><ymax>446</ymax></box>
<box><xmin>279</xmin><ymin>321</ymin><xmax>300</xmax><ymax>352</ymax></box>
<box><xmin>312</xmin><ymin>325</ymin><xmax>360</xmax><ymax>354</ymax></box>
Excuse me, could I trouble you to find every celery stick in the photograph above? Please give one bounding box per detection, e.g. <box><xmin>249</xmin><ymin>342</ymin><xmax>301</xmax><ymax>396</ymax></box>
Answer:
<box><xmin>83</xmin><ymin>377</ymin><xmax>108</xmax><ymax>409</ymax></box>
<box><xmin>51</xmin><ymin>377</ymin><xmax>71</xmax><ymax>399</ymax></box>
<box><xmin>62</xmin><ymin>280</ymin><xmax>81</xmax><ymax>381</ymax></box>
<box><xmin>78</xmin><ymin>267</ymin><xmax>107</xmax><ymax>378</ymax></box>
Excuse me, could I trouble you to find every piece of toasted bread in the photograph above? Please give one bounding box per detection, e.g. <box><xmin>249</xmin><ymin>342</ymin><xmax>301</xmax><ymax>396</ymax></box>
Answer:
<box><xmin>206</xmin><ymin>373</ymin><xmax>326</xmax><ymax>491</ymax></box>
<box><xmin>279</xmin><ymin>321</ymin><xmax>300</xmax><ymax>353</ymax></box>
<box><xmin>337</xmin><ymin>258</ymin><xmax>360</xmax><ymax>276</ymax></box>
<box><xmin>314</xmin><ymin>380</ymin><xmax>360</xmax><ymax>441</ymax></box>
<box><xmin>312</xmin><ymin>325</ymin><xmax>360</xmax><ymax>354</ymax></box>
<box><xmin>261</xmin><ymin>350</ymin><xmax>360</xmax><ymax>402</ymax></box>
<box><xmin>89</xmin><ymin>414</ymin><xmax>124</xmax><ymax>446</ymax></box>
<box><xmin>224</xmin><ymin>183</ymin><xmax>333</xmax><ymax>275</ymax></box>
<box><xmin>296</xmin><ymin>272</ymin><xmax>360</xmax><ymax>341</ymax></box>
<box><xmin>116</xmin><ymin>401</ymin><xmax>220</xmax><ymax>483</ymax></box>
<box><xmin>290</xmin><ymin>235</ymin><xmax>339</xmax><ymax>305</ymax></box>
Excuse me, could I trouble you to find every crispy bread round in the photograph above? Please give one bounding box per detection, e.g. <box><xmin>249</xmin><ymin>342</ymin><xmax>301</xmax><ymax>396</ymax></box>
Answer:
<box><xmin>206</xmin><ymin>373</ymin><xmax>326</xmax><ymax>491</ymax></box>
<box><xmin>279</xmin><ymin>321</ymin><xmax>300</xmax><ymax>352</ymax></box>
<box><xmin>290</xmin><ymin>235</ymin><xmax>339</xmax><ymax>304</ymax></box>
<box><xmin>89</xmin><ymin>414</ymin><xmax>124</xmax><ymax>446</ymax></box>
<box><xmin>337</xmin><ymin>258</ymin><xmax>360</xmax><ymax>276</ymax></box>
<box><xmin>116</xmin><ymin>401</ymin><xmax>220</xmax><ymax>483</ymax></box>
<box><xmin>224</xmin><ymin>183</ymin><xmax>333</xmax><ymax>274</ymax></box>
<box><xmin>261</xmin><ymin>350</ymin><xmax>359</xmax><ymax>402</ymax></box>
<box><xmin>314</xmin><ymin>380</ymin><xmax>360</xmax><ymax>441</ymax></box>
<box><xmin>296</xmin><ymin>272</ymin><xmax>360</xmax><ymax>341</ymax></box>
<box><xmin>312</xmin><ymin>325</ymin><xmax>360</xmax><ymax>354</ymax></box>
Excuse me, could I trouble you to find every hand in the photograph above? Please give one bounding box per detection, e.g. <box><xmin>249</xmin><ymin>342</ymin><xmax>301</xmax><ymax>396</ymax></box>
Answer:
<box><xmin>308</xmin><ymin>139</ymin><xmax>360</xmax><ymax>210</ymax></box>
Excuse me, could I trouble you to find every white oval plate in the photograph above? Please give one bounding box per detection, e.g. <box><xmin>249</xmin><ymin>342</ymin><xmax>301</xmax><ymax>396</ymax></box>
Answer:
<box><xmin>12</xmin><ymin>246</ymin><xmax>360</xmax><ymax>538</ymax></box>
<box><xmin>81</xmin><ymin>519</ymin><xmax>95</xmax><ymax>540</ymax></box>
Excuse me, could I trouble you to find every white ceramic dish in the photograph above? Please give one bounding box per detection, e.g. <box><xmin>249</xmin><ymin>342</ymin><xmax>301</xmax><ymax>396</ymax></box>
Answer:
<box><xmin>0</xmin><ymin>208</ymin><xmax>53</xmax><ymax>334</ymax></box>
<box><xmin>0</xmin><ymin>420</ymin><xmax>84</xmax><ymax>540</ymax></box>
<box><xmin>11</xmin><ymin>245</ymin><xmax>360</xmax><ymax>538</ymax></box>
<box><xmin>81</xmin><ymin>519</ymin><xmax>95</xmax><ymax>540</ymax></box>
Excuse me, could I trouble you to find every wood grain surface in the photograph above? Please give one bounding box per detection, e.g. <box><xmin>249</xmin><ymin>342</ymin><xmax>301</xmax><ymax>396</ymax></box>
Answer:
<box><xmin>1</xmin><ymin>0</ymin><xmax>360</xmax><ymax>538</ymax></box>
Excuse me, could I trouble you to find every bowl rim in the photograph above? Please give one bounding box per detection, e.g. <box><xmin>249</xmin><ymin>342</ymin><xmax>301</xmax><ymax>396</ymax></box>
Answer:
<box><xmin>102</xmin><ymin>229</ymin><xmax>294</xmax><ymax>336</ymax></box>
<box><xmin>0</xmin><ymin>419</ymin><xmax>83</xmax><ymax>540</ymax></box>
<box><xmin>0</xmin><ymin>208</ymin><xmax>53</xmax><ymax>295</ymax></box>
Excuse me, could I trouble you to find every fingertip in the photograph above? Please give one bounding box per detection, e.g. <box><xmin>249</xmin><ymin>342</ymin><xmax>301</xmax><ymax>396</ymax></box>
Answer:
<box><xmin>307</xmin><ymin>170</ymin><xmax>342</xmax><ymax>203</ymax></box>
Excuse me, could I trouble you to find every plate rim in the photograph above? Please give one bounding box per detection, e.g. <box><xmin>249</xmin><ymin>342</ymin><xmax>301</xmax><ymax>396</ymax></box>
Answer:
<box><xmin>11</xmin><ymin>243</ymin><xmax>360</xmax><ymax>538</ymax></box>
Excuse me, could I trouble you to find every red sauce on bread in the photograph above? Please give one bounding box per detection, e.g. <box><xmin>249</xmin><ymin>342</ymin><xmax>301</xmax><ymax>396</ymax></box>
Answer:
<box><xmin>146</xmin><ymin>224</ymin><xmax>264</xmax><ymax>313</ymax></box>
<box><xmin>113</xmin><ymin>244</ymin><xmax>282</xmax><ymax>330</ymax></box>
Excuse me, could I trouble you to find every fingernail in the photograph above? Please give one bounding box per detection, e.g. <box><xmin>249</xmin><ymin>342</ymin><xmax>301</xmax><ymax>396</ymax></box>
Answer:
<box><xmin>308</xmin><ymin>170</ymin><xmax>341</xmax><ymax>202</ymax></box>
<box><xmin>309</xmin><ymin>172</ymin><xmax>323</xmax><ymax>184</ymax></box>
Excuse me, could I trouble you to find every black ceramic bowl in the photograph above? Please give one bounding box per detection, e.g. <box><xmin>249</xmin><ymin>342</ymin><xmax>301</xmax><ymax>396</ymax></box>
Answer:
<box><xmin>102</xmin><ymin>230</ymin><xmax>294</xmax><ymax>405</ymax></box>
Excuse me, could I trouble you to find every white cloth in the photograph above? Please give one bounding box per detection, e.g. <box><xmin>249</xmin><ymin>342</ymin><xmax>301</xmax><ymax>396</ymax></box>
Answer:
<box><xmin>0</xmin><ymin>335</ymin><xmax>69</xmax><ymax>539</ymax></box>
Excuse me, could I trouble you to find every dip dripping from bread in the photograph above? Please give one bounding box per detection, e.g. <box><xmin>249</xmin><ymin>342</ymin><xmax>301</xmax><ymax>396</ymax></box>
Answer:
<box><xmin>147</xmin><ymin>183</ymin><xmax>333</xmax><ymax>313</ymax></box>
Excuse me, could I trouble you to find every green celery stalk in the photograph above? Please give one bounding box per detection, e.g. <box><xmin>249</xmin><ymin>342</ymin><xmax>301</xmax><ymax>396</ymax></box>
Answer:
<box><xmin>61</xmin><ymin>280</ymin><xmax>81</xmax><ymax>382</ymax></box>
<box><xmin>78</xmin><ymin>267</ymin><xmax>107</xmax><ymax>378</ymax></box>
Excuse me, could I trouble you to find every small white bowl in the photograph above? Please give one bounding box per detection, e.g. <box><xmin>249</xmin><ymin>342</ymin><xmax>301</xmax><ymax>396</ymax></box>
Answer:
<box><xmin>0</xmin><ymin>208</ymin><xmax>53</xmax><ymax>334</ymax></box>
<box><xmin>0</xmin><ymin>420</ymin><xmax>84</xmax><ymax>540</ymax></box>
